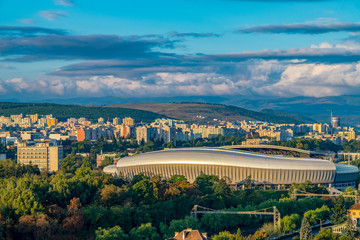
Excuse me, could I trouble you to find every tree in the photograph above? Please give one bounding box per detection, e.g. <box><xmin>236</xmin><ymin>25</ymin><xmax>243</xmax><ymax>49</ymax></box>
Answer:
<box><xmin>304</xmin><ymin>205</ymin><xmax>331</xmax><ymax>226</ymax></box>
<box><xmin>129</xmin><ymin>223</ymin><xmax>160</xmax><ymax>240</ymax></box>
<box><xmin>343</xmin><ymin>217</ymin><xmax>355</xmax><ymax>239</ymax></box>
<box><xmin>194</xmin><ymin>174</ymin><xmax>219</xmax><ymax>194</ymax></box>
<box><xmin>212</xmin><ymin>231</ymin><xmax>235</xmax><ymax>240</ymax></box>
<box><xmin>0</xmin><ymin>178</ymin><xmax>44</xmax><ymax>216</ymax></box>
<box><xmin>99</xmin><ymin>184</ymin><xmax>127</xmax><ymax>207</ymax></box>
<box><xmin>34</xmin><ymin>214</ymin><xmax>52</xmax><ymax>240</ymax></box>
<box><xmin>168</xmin><ymin>175</ymin><xmax>187</xmax><ymax>183</ymax></box>
<box><xmin>95</xmin><ymin>226</ymin><xmax>128</xmax><ymax>240</ymax></box>
<box><xmin>313</xmin><ymin>228</ymin><xmax>338</xmax><ymax>240</ymax></box>
<box><xmin>260</xmin><ymin>222</ymin><xmax>279</xmax><ymax>238</ymax></box>
<box><xmin>101</xmin><ymin>157</ymin><xmax>114</xmax><ymax>167</ymax></box>
<box><xmin>62</xmin><ymin>197</ymin><xmax>84</xmax><ymax>234</ymax></box>
<box><xmin>300</xmin><ymin>217</ymin><xmax>312</xmax><ymax>240</ymax></box>
<box><xmin>289</xmin><ymin>180</ymin><xmax>328</xmax><ymax>195</ymax></box>
<box><xmin>162</xmin><ymin>216</ymin><xmax>201</xmax><ymax>239</ymax></box>
<box><xmin>0</xmin><ymin>214</ymin><xmax>4</xmax><ymax>240</ymax></box>
<box><xmin>331</xmin><ymin>196</ymin><xmax>347</xmax><ymax>225</ymax></box>
<box><xmin>132</xmin><ymin>179</ymin><xmax>155</xmax><ymax>204</ymax></box>
<box><xmin>60</xmin><ymin>154</ymin><xmax>85</xmax><ymax>173</ymax></box>
<box><xmin>281</xmin><ymin>214</ymin><xmax>301</xmax><ymax>233</ymax></box>
<box><xmin>251</xmin><ymin>231</ymin><xmax>267</xmax><ymax>240</ymax></box>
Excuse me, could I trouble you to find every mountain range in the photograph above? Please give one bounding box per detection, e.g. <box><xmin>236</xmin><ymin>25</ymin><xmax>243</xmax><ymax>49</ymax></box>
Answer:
<box><xmin>1</xmin><ymin>95</ymin><xmax>360</xmax><ymax>126</ymax></box>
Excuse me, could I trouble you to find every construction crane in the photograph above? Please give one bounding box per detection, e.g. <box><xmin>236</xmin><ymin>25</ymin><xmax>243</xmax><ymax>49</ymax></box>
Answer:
<box><xmin>290</xmin><ymin>189</ymin><xmax>360</xmax><ymax>203</ymax></box>
<box><xmin>190</xmin><ymin>205</ymin><xmax>281</xmax><ymax>230</ymax></box>
<box><xmin>328</xmin><ymin>109</ymin><xmax>333</xmax><ymax>135</ymax></box>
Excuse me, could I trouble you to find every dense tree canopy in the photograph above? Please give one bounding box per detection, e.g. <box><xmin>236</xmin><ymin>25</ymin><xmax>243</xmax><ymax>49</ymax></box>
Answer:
<box><xmin>269</xmin><ymin>138</ymin><xmax>342</xmax><ymax>152</ymax></box>
<box><xmin>0</xmin><ymin>153</ymin><xmax>357</xmax><ymax>239</ymax></box>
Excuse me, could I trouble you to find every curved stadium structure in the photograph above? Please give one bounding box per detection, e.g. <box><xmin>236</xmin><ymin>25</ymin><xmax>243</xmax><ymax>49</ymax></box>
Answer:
<box><xmin>104</xmin><ymin>148</ymin><xmax>359</xmax><ymax>190</ymax></box>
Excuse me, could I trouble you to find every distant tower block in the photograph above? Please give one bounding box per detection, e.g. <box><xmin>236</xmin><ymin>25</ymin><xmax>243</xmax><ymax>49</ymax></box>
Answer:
<box><xmin>332</xmin><ymin>116</ymin><xmax>340</xmax><ymax>128</ymax></box>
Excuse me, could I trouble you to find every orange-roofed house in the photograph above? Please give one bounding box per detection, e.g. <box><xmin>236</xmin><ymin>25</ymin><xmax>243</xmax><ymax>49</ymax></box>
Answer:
<box><xmin>167</xmin><ymin>228</ymin><xmax>211</xmax><ymax>240</ymax></box>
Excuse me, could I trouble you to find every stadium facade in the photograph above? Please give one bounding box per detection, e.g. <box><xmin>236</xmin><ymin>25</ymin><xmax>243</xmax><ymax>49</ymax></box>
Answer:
<box><xmin>104</xmin><ymin>148</ymin><xmax>359</xmax><ymax>190</ymax></box>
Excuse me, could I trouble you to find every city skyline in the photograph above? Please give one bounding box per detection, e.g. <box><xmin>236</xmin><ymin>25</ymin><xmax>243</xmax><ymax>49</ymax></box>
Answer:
<box><xmin>1</xmin><ymin>0</ymin><xmax>360</xmax><ymax>102</ymax></box>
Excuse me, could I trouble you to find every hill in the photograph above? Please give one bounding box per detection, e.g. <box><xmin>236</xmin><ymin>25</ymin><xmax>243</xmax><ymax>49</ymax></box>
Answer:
<box><xmin>107</xmin><ymin>102</ymin><xmax>314</xmax><ymax>124</ymax></box>
<box><xmin>229</xmin><ymin>95</ymin><xmax>360</xmax><ymax>126</ymax></box>
<box><xmin>0</xmin><ymin>102</ymin><xmax>167</xmax><ymax>122</ymax></box>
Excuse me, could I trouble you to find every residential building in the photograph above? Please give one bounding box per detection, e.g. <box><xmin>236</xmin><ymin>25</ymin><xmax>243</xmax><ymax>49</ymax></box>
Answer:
<box><xmin>17</xmin><ymin>142</ymin><xmax>63</xmax><ymax>172</ymax></box>
<box><xmin>47</xmin><ymin>118</ymin><xmax>58</xmax><ymax>127</ymax></box>
<box><xmin>123</xmin><ymin>117</ymin><xmax>135</xmax><ymax>126</ymax></box>
<box><xmin>28</xmin><ymin>114</ymin><xmax>39</xmax><ymax>123</ymax></box>
<box><xmin>167</xmin><ymin>228</ymin><xmax>211</xmax><ymax>240</ymax></box>
<box><xmin>136</xmin><ymin>126</ymin><xmax>155</xmax><ymax>143</ymax></box>
<box><xmin>349</xmin><ymin>203</ymin><xmax>360</xmax><ymax>226</ymax></box>
<box><xmin>113</xmin><ymin>117</ymin><xmax>120</xmax><ymax>125</ymax></box>
<box><xmin>77</xmin><ymin>128</ymin><xmax>91</xmax><ymax>142</ymax></box>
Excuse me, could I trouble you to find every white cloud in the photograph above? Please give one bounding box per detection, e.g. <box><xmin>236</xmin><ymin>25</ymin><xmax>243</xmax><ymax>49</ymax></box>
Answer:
<box><xmin>4</xmin><ymin>59</ymin><xmax>360</xmax><ymax>99</ymax></box>
<box><xmin>17</xmin><ymin>19</ymin><xmax>35</xmax><ymax>24</ymax></box>
<box><xmin>39</xmin><ymin>10</ymin><xmax>69</xmax><ymax>21</ymax></box>
<box><xmin>54</xmin><ymin>0</ymin><xmax>74</xmax><ymax>6</ymax></box>
<box><xmin>254</xmin><ymin>62</ymin><xmax>360</xmax><ymax>97</ymax></box>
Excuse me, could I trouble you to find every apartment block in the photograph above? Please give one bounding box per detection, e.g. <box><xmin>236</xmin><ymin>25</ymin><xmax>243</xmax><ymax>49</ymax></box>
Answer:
<box><xmin>17</xmin><ymin>142</ymin><xmax>63</xmax><ymax>172</ymax></box>
<box><xmin>123</xmin><ymin>117</ymin><xmax>135</xmax><ymax>126</ymax></box>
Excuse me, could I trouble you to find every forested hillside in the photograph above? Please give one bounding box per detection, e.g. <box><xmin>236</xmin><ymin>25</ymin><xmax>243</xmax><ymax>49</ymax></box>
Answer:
<box><xmin>108</xmin><ymin>102</ymin><xmax>314</xmax><ymax>124</ymax></box>
<box><xmin>0</xmin><ymin>102</ymin><xmax>167</xmax><ymax>122</ymax></box>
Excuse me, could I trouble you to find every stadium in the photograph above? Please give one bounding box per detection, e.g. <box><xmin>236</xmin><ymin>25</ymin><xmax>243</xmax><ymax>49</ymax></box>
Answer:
<box><xmin>104</xmin><ymin>148</ymin><xmax>359</xmax><ymax>190</ymax></box>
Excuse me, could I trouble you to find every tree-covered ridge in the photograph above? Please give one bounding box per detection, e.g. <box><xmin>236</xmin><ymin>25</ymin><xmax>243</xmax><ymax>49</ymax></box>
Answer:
<box><xmin>110</xmin><ymin>102</ymin><xmax>313</xmax><ymax>124</ymax></box>
<box><xmin>343</xmin><ymin>140</ymin><xmax>360</xmax><ymax>153</ymax></box>
<box><xmin>269</xmin><ymin>138</ymin><xmax>342</xmax><ymax>152</ymax></box>
<box><xmin>0</xmin><ymin>102</ymin><xmax>167</xmax><ymax>122</ymax></box>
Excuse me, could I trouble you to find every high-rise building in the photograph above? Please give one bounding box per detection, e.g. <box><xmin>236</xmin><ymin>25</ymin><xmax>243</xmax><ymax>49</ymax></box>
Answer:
<box><xmin>113</xmin><ymin>117</ymin><xmax>120</xmax><ymax>125</ymax></box>
<box><xmin>17</xmin><ymin>142</ymin><xmax>63</xmax><ymax>172</ymax></box>
<box><xmin>11</xmin><ymin>114</ymin><xmax>23</xmax><ymax>123</ymax></box>
<box><xmin>77</xmin><ymin>128</ymin><xmax>90</xmax><ymax>141</ymax></box>
<box><xmin>120</xmin><ymin>125</ymin><xmax>135</xmax><ymax>138</ymax></box>
<box><xmin>332</xmin><ymin>116</ymin><xmax>340</xmax><ymax>128</ymax></box>
<box><xmin>98</xmin><ymin>117</ymin><xmax>104</xmax><ymax>124</ymax></box>
<box><xmin>47</xmin><ymin>118</ymin><xmax>58</xmax><ymax>127</ymax></box>
<box><xmin>28</xmin><ymin>114</ymin><xmax>38</xmax><ymax>123</ymax></box>
<box><xmin>136</xmin><ymin>126</ymin><xmax>154</xmax><ymax>143</ymax></box>
<box><xmin>123</xmin><ymin>117</ymin><xmax>135</xmax><ymax>126</ymax></box>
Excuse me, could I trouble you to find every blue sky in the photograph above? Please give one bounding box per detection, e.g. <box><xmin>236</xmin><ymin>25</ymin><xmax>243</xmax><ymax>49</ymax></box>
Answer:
<box><xmin>1</xmin><ymin>0</ymin><xmax>360</xmax><ymax>101</ymax></box>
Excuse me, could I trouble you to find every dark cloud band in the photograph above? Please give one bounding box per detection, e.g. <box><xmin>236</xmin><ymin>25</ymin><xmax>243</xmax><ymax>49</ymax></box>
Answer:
<box><xmin>0</xmin><ymin>26</ymin><xmax>68</xmax><ymax>36</ymax></box>
<box><xmin>237</xmin><ymin>22</ymin><xmax>360</xmax><ymax>34</ymax></box>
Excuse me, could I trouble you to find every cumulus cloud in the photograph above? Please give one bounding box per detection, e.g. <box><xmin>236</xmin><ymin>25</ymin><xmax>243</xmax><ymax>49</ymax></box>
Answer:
<box><xmin>255</xmin><ymin>62</ymin><xmax>360</xmax><ymax>97</ymax></box>
<box><xmin>39</xmin><ymin>10</ymin><xmax>69</xmax><ymax>21</ymax></box>
<box><xmin>237</xmin><ymin>21</ymin><xmax>360</xmax><ymax>34</ymax></box>
<box><xmin>4</xmin><ymin>58</ymin><xmax>360</xmax><ymax>99</ymax></box>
